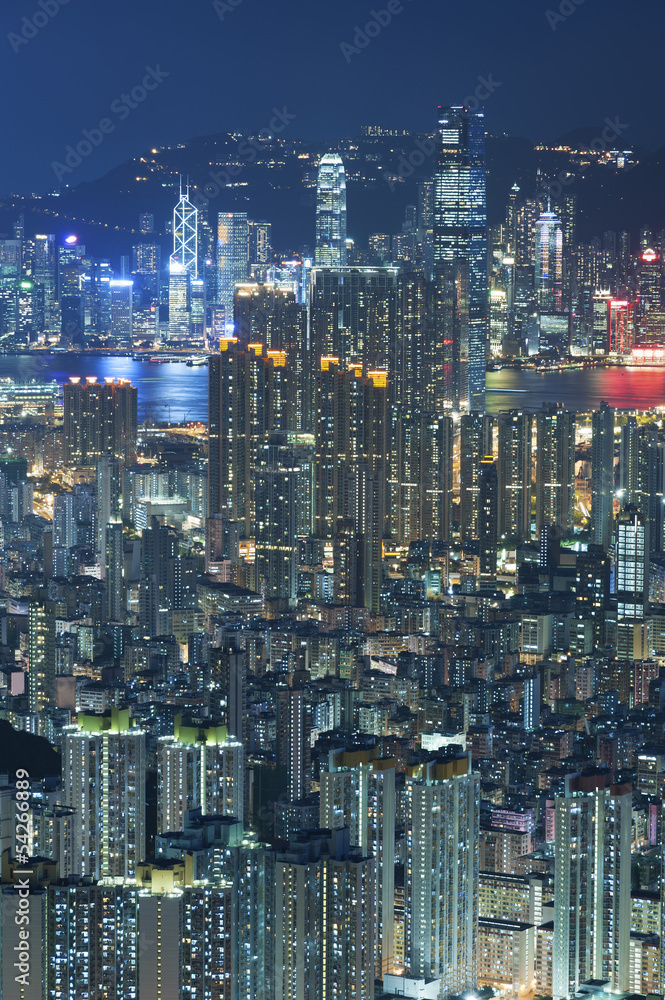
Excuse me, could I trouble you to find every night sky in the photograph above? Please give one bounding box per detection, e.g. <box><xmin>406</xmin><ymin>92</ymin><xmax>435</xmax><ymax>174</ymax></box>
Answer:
<box><xmin>0</xmin><ymin>0</ymin><xmax>660</xmax><ymax>196</ymax></box>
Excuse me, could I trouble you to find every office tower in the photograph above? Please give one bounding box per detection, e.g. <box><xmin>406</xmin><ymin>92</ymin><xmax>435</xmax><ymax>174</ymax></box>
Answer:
<box><xmin>320</xmin><ymin>749</ymin><xmax>396</xmax><ymax>976</ymax></box>
<box><xmin>310</xmin><ymin>266</ymin><xmax>398</xmax><ymax>370</ymax></box>
<box><xmin>190</xmin><ymin>277</ymin><xmax>206</xmax><ymax>341</ymax></box>
<box><xmin>553</xmin><ymin>771</ymin><xmax>631</xmax><ymax>1000</ymax></box>
<box><xmin>615</xmin><ymin>506</ymin><xmax>650</xmax><ymax>659</ymax></box>
<box><xmin>434</xmin><ymin>105</ymin><xmax>487</xmax><ymax>411</ymax></box>
<box><xmin>28</xmin><ymin>597</ymin><xmax>62</xmax><ymax>714</ymax></box>
<box><xmin>460</xmin><ymin>413</ymin><xmax>494</xmax><ymax>545</ymax></box>
<box><xmin>405</xmin><ymin>750</ymin><xmax>479</xmax><ymax>998</ymax></box>
<box><xmin>274</xmin><ymin>827</ymin><xmax>374</xmax><ymax>1000</ymax></box>
<box><xmin>62</xmin><ymin>710</ymin><xmax>146</xmax><ymax>879</ymax></box>
<box><xmin>248</xmin><ymin>219</ymin><xmax>272</xmax><ymax>265</ymax></box>
<box><xmin>591</xmin><ymin>290</ymin><xmax>611</xmax><ymax>354</ymax></box>
<box><xmin>172</xmin><ymin>180</ymin><xmax>198</xmax><ymax>277</ymax></box>
<box><xmin>635</xmin><ymin>247</ymin><xmax>663</xmax><ymax>316</ymax></box>
<box><xmin>109</xmin><ymin>279</ymin><xmax>133</xmax><ymax>340</ymax></box>
<box><xmin>315</xmin><ymin>154</ymin><xmax>347</xmax><ymax>267</ymax></box>
<box><xmin>496</xmin><ymin>410</ymin><xmax>533</xmax><ymax>541</ymax></box>
<box><xmin>217</xmin><ymin>212</ymin><xmax>249</xmax><ymax>325</ymax></box>
<box><xmin>33</xmin><ymin>232</ymin><xmax>57</xmax><ymax>331</ymax></box>
<box><xmin>535</xmin><ymin>204</ymin><xmax>563</xmax><ymax>312</ymax></box>
<box><xmin>535</xmin><ymin>404</ymin><xmax>576</xmax><ymax>538</ymax></box>
<box><xmin>139</xmin><ymin>211</ymin><xmax>154</xmax><ymax>233</ymax></box>
<box><xmin>254</xmin><ymin>433</ymin><xmax>300</xmax><ymax>612</ymax></box>
<box><xmin>276</xmin><ymin>686</ymin><xmax>311</xmax><ymax>803</ymax></box>
<box><xmin>63</xmin><ymin>376</ymin><xmax>137</xmax><ymax>467</ymax></box>
<box><xmin>591</xmin><ymin>401</ymin><xmax>615</xmax><ymax>549</ymax></box>
<box><xmin>158</xmin><ymin>720</ymin><xmax>244</xmax><ymax>832</ymax></box>
<box><xmin>392</xmin><ymin>409</ymin><xmax>453</xmax><ymax>547</ymax></box>
<box><xmin>608</xmin><ymin>299</ymin><xmax>633</xmax><ymax>354</ymax></box>
<box><xmin>489</xmin><ymin>287</ymin><xmax>508</xmax><ymax>355</ymax></box>
<box><xmin>478</xmin><ymin>456</ymin><xmax>498</xmax><ymax>585</ymax></box>
<box><xmin>132</xmin><ymin>241</ymin><xmax>161</xmax><ymax>295</ymax></box>
<box><xmin>168</xmin><ymin>261</ymin><xmax>190</xmax><ymax>339</ymax></box>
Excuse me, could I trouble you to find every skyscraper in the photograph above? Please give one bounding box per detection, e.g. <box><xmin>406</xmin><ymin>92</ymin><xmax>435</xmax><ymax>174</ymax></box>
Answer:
<box><xmin>405</xmin><ymin>749</ymin><xmax>479</xmax><ymax>999</ymax></box>
<box><xmin>254</xmin><ymin>433</ymin><xmax>300</xmax><ymax>612</ymax></box>
<box><xmin>478</xmin><ymin>456</ymin><xmax>498</xmax><ymax>586</ymax></box>
<box><xmin>535</xmin><ymin>404</ymin><xmax>576</xmax><ymax>538</ymax></box>
<box><xmin>315</xmin><ymin>154</ymin><xmax>347</xmax><ymax>267</ymax></box>
<box><xmin>614</xmin><ymin>505</ymin><xmax>650</xmax><ymax>659</ymax></box>
<box><xmin>172</xmin><ymin>180</ymin><xmax>198</xmax><ymax>278</ymax></box>
<box><xmin>553</xmin><ymin>771</ymin><xmax>631</xmax><ymax>1000</ymax></box>
<box><xmin>434</xmin><ymin>106</ymin><xmax>488</xmax><ymax>411</ymax></box>
<box><xmin>63</xmin><ymin>376</ymin><xmax>137</xmax><ymax>467</ymax></box>
<box><xmin>591</xmin><ymin>401</ymin><xmax>615</xmax><ymax>549</ymax></box>
<box><xmin>62</xmin><ymin>709</ymin><xmax>146</xmax><ymax>879</ymax></box>
<box><xmin>217</xmin><ymin>212</ymin><xmax>249</xmax><ymax>326</ymax></box>
<box><xmin>535</xmin><ymin>204</ymin><xmax>563</xmax><ymax>312</ymax></box>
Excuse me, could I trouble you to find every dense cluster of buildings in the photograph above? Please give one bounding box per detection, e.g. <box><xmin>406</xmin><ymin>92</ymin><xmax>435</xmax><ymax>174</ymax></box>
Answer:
<box><xmin>1</xmin><ymin>107</ymin><xmax>665</xmax><ymax>999</ymax></box>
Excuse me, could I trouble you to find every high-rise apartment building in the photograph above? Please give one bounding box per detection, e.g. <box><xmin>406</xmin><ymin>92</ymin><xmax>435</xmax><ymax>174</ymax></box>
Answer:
<box><xmin>254</xmin><ymin>433</ymin><xmax>300</xmax><ymax>611</ymax></box>
<box><xmin>315</xmin><ymin>154</ymin><xmax>347</xmax><ymax>267</ymax></box>
<box><xmin>496</xmin><ymin>410</ymin><xmax>533</xmax><ymax>541</ymax></box>
<box><xmin>63</xmin><ymin>376</ymin><xmax>137</xmax><ymax>467</ymax></box>
<box><xmin>158</xmin><ymin>718</ymin><xmax>244</xmax><ymax>832</ymax></box>
<box><xmin>591</xmin><ymin>401</ymin><xmax>615</xmax><ymax>549</ymax></box>
<box><xmin>320</xmin><ymin>747</ymin><xmax>396</xmax><ymax>977</ymax></box>
<box><xmin>62</xmin><ymin>709</ymin><xmax>146</xmax><ymax>879</ymax></box>
<box><xmin>405</xmin><ymin>749</ymin><xmax>479</xmax><ymax>999</ymax></box>
<box><xmin>553</xmin><ymin>771</ymin><xmax>631</xmax><ymax>1000</ymax></box>
<box><xmin>535</xmin><ymin>404</ymin><xmax>576</xmax><ymax>537</ymax></box>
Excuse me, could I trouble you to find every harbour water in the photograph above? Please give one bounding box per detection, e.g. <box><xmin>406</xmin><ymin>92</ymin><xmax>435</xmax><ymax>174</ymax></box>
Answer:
<box><xmin>1</xmin><ymin>353</ymin><xmax>665</xmax><ymax>421</ymax></box>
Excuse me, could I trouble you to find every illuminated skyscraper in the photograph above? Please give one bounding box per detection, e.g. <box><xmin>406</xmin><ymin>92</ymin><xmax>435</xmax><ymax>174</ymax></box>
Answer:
<box><xmin>274</xmin><ymin>827</ymin><xmax>374</xmax><ymax>1000</ymax></box>
<box><xmin>405</xmin><ymin>749</ymin><xmax>479</xmax><ymax>999</ymax></box>
<box><xmin>109</xmin><ymin>279</ymin><xmax>133</xmax><ymax>341</ymax></box>
<box><xmin>434</xmin><ymin>106</ymin><xmax>488</xmax><ymax>411</ymax></box>
<box><xmin>614</xmin><ymin>505</ymin><xmax>650</xmax><ymax>659</ymax></box>
<box><xmin>478</xmin><ymin>455</ymin><xmax>498</xmax><ymax>585</ymax></box>
<box><xmin>535</xmin><ymin>205</ymin><xmax>563</xmax><ymax>312</ymax></box>
<box><xmin>496</xmin><ymin>410</ymin><xmax>533</xmax><ymax>541</ymax></box>
<box><xmin>553</xmin><ymin>771</ymin><xmax>631</xmax><ymax>1000</ymax></box>
<box><xmin>62</xmin><ymin>710</ymin><xmax>146</xmax><ymax>879</ymax></box>
<box><xmin>63</xmin><ymin>376</ymin><xmax>137</xmax><ymax>467</ymax></box>
<box><xmin>158</xmin><ymin>720</ymin><xmax>244</xmax><ymax>832</ymax></box>
<box><xmin>172</xmin><ymin>179</ymin><xmax>198</xmax><ymax>278</ymax></box>
<box><xmin>315</xmin><ymin>154</ymin><xmax>347</xmax><ymax>267</ymax></box>
<box><xmin>254</xmin><ymin>433</ymin><xmax>300</xmax><ymax>612</ymax></box>
<box><xmin>320</xmin><ymin>748</ymin><xmax>396</xmax><ymax>976</ymax></box>
<box><xmin>591</xmin><ymin>401</ymin><xmax>615</xmax><ymax>549</ymax></box>
<box><xmin>535</xmin><ymin>404</ymin><xmax>576</xmax><ymax>537</ymax></box>
<box><xmin>168</xmin><ymin>261</ymin><xmax>190</xmax><ymax>340</ymax></box>
<box><xmin>217</xmin><ymin>212</ymin><xmax>249</xmax><ymax>326</ymax></box>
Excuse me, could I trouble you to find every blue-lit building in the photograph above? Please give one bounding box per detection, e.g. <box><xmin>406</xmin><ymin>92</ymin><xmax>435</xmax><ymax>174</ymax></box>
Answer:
<box><xmin>315</xmin><ymin>154</ymin><xmax>347</xmax><ymax>268</ymax></box>
<box><xmin>434</xmin><ymin>106</ymin><xmax>488</xmax><ymax>412</ymax></box>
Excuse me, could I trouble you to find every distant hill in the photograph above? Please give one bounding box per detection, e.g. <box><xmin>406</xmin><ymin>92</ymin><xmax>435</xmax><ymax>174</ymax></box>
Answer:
<box><xmin>1</xmin><ymin>129</ymin><xmax>664</xmax><ymax>262</ymax></box>
<box><xmin>0</xmin><ymin>719</ymin><xmax>60</xmax><ymax>779</ymax></box>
